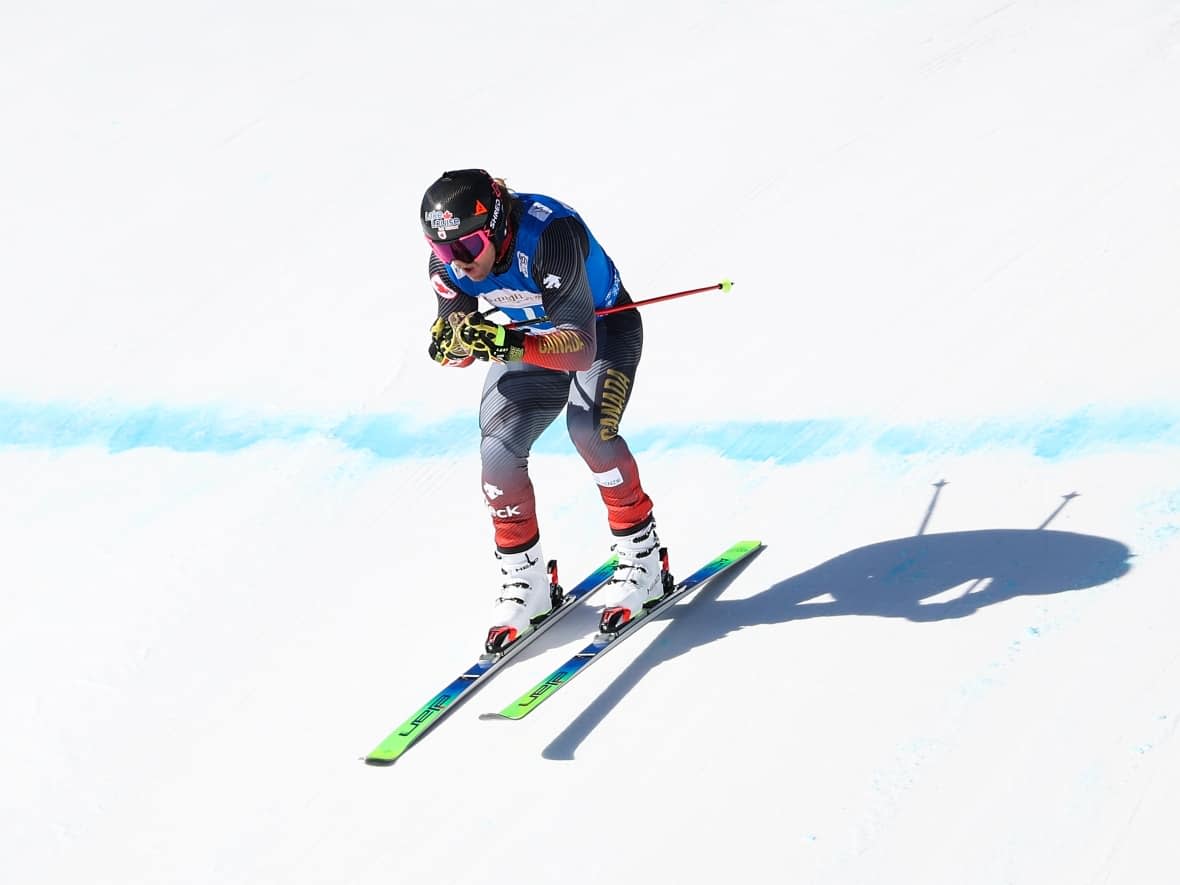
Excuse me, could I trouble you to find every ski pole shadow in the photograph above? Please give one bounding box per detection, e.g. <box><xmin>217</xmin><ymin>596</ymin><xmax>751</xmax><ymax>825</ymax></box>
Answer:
<box><xmin>542</xmin><ymin>527</ymin><xmax>1131</xmax><ymax>760</ymax></box>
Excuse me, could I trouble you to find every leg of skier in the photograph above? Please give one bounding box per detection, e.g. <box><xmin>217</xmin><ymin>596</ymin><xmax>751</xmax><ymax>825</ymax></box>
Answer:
<box><xmin>566</xmin><ymin>303</ymin><xmax>667</xmax><ymax>630</ymax></box>
<box><xmin>479</xmin><ymin>361</ymin><xmax>570</xmax><ymax>650</ymax></box>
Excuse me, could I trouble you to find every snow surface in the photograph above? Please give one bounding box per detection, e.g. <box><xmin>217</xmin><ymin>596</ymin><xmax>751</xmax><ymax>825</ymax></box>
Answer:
<box><xmin>2</xmin><ymin>2</ymin><xmax>1179</xmax><ymax>883</ymax></box>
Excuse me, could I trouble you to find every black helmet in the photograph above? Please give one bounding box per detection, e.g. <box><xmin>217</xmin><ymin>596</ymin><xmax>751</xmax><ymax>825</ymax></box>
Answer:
<box><xmin>420</xmin><ymin>168</ymin><xmax>510</xmax><ymax>245</ymax></box>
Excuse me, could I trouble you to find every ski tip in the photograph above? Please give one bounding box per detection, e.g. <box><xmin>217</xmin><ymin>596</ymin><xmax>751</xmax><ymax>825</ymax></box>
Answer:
<box><xmin>477</xmin><ymin>712</ymin><xmax>512</xmax><ymax>721</ymax></box>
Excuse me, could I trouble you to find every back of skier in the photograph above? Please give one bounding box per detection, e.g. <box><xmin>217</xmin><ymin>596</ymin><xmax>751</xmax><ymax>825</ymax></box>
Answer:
<box><xmin>420</xmin><ymin>168</ymin><xmax>667</xmax><ymax>650</ymax></box>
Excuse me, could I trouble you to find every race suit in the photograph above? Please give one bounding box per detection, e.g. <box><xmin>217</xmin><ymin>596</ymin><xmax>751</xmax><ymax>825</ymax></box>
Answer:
<box><xmin>429</xmin><ymin>192</ymin><xmax>654</xmax><ymax>552</ymax></box>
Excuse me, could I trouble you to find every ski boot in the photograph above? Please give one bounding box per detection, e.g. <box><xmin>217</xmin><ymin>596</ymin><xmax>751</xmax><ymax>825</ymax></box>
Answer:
<box><xmin>485</xmin><ymin>539</ymin><xmax>564</xmax><ymax>654</ymax></box>
<box><xmin>598</xmin><ymin>520</ymin><xmax>674</xmax><ymax>633</ymax></box>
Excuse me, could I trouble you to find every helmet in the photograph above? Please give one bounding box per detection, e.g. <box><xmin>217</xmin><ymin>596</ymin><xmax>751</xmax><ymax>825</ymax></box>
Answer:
<box><xmin>420</xmin><ymin>169</ymin><xmax>510</xmax><ymax>246</ymax></box>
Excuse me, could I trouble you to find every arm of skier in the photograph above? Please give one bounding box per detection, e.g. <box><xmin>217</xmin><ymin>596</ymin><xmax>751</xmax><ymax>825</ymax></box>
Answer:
<box><xmin>522</xmin><ymin>216</ymin><xmax>597</xmax><ymax>372</ymax></box>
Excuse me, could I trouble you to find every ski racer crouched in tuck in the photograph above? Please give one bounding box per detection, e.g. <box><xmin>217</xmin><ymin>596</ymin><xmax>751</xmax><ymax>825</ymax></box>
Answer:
<box><xmin>420</xmin><ymin>168</ymin><xmax>671</xmax><ymax>652</ymax></box>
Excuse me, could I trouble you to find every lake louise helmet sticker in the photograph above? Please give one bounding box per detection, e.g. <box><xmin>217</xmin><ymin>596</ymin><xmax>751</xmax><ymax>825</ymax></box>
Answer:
<box><xmin>425</xmin><ymin>208</ymin><xmax>461</xmax><ymax>239</ymax></box>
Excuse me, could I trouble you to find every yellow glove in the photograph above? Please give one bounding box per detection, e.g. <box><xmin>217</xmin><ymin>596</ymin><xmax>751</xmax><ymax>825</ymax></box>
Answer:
<box><xmin>428</xmin><ymin>312</ymin><xmax>474</xmax><ymax>367</ymax></box>
<box><xmin>458</xmin><ymin>312</ymin><xmax>525</xmax><ymax>363</ymax></box>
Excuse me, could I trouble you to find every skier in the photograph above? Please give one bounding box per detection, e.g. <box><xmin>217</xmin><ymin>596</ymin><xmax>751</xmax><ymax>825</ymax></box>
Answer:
<box><xmin>420</xmin><ymin>168</ymin><xmax>667</xmax><ymax>651</ymax></box>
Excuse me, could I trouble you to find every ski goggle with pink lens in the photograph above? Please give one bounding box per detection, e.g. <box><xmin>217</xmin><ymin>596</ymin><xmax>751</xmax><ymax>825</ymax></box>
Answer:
<box><xmin>426</xmin><ymin>229</ymin><xmax>492</xmax><ymax>264</ymax></box>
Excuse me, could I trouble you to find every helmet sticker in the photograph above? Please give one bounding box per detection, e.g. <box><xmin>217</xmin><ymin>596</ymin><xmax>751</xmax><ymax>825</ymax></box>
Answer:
<box><xmin>424</xmin><ymin>208</ymin><xmax>461</xmax><ymax>237</ymax></box>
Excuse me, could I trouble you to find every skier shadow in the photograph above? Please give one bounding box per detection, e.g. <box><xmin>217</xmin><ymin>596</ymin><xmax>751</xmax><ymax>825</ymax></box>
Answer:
<box><xmin>542</xmin><ymin>528</ymin><xmax>1131</xmax><ymax>760</ymax></box>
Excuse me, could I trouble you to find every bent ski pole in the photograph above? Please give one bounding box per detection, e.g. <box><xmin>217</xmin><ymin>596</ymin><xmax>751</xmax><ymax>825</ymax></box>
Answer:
<box><xmin>507</xmin><ymin>279</ymin><xmax>734</xmax><ymax>329</ymax></box>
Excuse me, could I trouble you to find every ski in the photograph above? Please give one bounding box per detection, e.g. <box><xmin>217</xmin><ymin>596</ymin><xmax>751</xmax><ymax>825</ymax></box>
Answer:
<box><xmin>480</xmin><ymin>539</ymin><xmax>762</xmax><ymax>722</ymax></box>
<box><xmin>363</xmin><ymin>556</ymin><xmax>616</xmax><ymax>765</ymax></box>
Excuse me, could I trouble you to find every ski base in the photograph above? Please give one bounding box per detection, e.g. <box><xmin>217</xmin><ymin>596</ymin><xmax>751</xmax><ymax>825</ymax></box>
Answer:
<box><xmin>480</xmin><ymin>539</ymin><xmax>762</xmax><ymax>722</ymax></box>
<box><xmin>363</xmin><ymin>556</ymin><xmax>616</xmax><ymax>765</ymax></box>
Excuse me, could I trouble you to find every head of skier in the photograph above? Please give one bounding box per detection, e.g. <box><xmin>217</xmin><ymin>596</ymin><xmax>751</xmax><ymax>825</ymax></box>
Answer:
<box><xmin>420</xmin><ymin>169</ymin><xmax>511</xmax><ymax>282</ymax></box>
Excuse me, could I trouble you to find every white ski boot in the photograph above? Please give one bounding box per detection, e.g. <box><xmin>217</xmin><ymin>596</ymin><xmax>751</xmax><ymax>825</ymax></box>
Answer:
<box><xmin>599</xmin><ymin>520</ymin><xmax>670</xmax><ymax>632</ymax></box>
<box><xmin>485</xmin><ymin>539</ymin><xmax>558</xmax><ymax>653</ymax></box>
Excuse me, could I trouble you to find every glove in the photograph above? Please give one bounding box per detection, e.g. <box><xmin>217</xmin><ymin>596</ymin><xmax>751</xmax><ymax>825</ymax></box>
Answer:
<box><xmin>459</xmin><ymin>312</ymin><xmax>526</xmax><ymax>363</ymax></box>
<box><xmin>428</xmin><ymin>312</ymin><xmax>475</xmax><ymax>367</ymax></box>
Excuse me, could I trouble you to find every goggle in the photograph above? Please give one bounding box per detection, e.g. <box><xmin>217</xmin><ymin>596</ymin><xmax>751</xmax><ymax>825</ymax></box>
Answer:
<box><xmin>426</xmin><ymin>228</ymin><xmax>492</xmax><ymax>265</ymax></box>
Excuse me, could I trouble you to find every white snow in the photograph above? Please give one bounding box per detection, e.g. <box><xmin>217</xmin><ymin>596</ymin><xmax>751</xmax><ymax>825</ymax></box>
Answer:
<box><xmin>2</xmin><ymin>2</ymin><xmax>1179</xmax><ymax>883</ymax></box>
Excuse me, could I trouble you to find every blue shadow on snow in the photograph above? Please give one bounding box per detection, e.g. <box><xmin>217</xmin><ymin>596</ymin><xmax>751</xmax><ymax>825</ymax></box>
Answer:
<box><xmin>541</xmin><ymin>527</ymin><xmax>1131</xmax><ymax>760</ymax></box>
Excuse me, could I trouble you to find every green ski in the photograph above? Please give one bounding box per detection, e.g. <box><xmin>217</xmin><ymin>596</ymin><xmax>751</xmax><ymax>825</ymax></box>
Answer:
<box><xmin>364</xmin><ymin>556</ymin><xmax>616</xmax><ymax>765</ymax></box>
<box><xmin>481</xmin><ymin>540</ymin><xmax>762</xmax><ymax>721</ymax></box>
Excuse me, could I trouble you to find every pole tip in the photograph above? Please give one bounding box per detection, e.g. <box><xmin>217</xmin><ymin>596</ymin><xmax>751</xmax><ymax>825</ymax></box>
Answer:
<box><xmin>720</xmin><ymin>278</ymin><xmax>734</xmax><ymax>292</ymax></box>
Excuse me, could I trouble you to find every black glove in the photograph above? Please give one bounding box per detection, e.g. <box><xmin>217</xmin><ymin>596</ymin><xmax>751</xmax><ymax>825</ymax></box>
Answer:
<box><xmin>428</xmin><ymin>312</ymin><xmax>474</xmax><ymax>367</ymax></box>
<box><xmin>459</xmin><ymin>312</ymin><xmax>525</xmax><ymax>363</ymax></box>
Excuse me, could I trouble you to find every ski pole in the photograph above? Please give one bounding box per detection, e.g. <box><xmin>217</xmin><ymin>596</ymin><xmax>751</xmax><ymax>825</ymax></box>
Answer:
<box><xmin>506</xmin><ymin>278</ymin><xmax>734</xmax><ymax>328</ymax></box>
